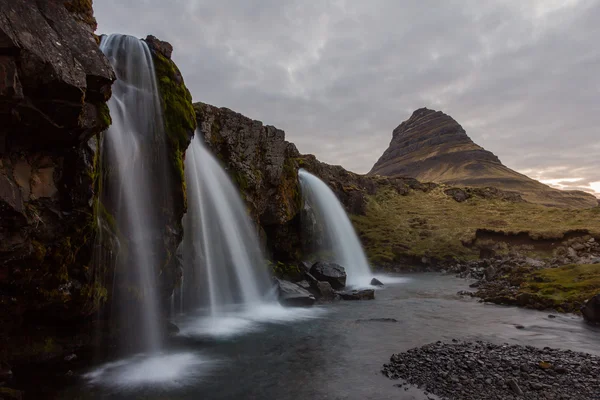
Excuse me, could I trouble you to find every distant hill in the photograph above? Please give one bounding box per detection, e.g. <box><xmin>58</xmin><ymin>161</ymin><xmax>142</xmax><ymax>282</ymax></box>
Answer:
<box><xmin>369</xmin><ymin>108</ymin><xmax>598</xmax><ymax>208</ymax></box>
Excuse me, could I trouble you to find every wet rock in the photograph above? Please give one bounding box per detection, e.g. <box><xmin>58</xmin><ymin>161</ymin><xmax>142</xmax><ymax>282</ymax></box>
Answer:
<box><xmin>316</xmin><ymin>281</ymin><xmax>335</xmax><ymax>301</ymax></box>
<box><xmin>167</xmin><ymin>322</ymin><xmax>180</xmax><ymax>335</ymax></box>
<box><xmin>309</xmin><ymin>262</ymin><xmax>347</xmax><ymax>289</ymax></box>
<box><xmin>370</xmin><ymin>277</ymin><xmax>384</xmax><ymax>286</ymax></box>
<box><xmin>274</xmin><ymin>278</ymin><xmax>316</xmax><ymax>307</ymax></box>
<box><xmin>337</xmin><ymin>289</ymin><xmax>375</xmax><ymax>300</ymax></box>
<box><xmin>581</xmin><ymin>294</ymin><xmax>600</xmax><ymax>324</ymax></box>
<box><xmin>356</xmin><ymin>318</ymin><xmax>398</xmax><ymax>323</ymax></box>
<box><xmin>63</xmin><ymin>354</ymin><xmax>77</xmax><ymax>362</ymax></box>
<box><xmin>515</xmin><ymin>325</ymin><xmax>525</xmax><ymax>330</ymax></box>
<box><xmin>484</xmin><ymin>266</ymin><xmax>497</xmax><ymax>281</ymax></box>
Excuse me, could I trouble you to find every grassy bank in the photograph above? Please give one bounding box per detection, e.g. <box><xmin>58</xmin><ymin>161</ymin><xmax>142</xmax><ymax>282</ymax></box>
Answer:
<box><xmin>519</xmin><ymin>264</ymin><xmax>600</xmax><ymax>312</ymax></box>
<box><xmin>351</xmin><ymin>187</ymin><xmax>600</xmax><ymax>265</ymax></box>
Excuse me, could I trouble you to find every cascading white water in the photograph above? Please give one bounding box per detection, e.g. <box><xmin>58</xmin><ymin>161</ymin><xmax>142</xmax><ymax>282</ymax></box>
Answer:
<box><xmin>182</xmin><ymin>133</ymin><xmax>271</xmax><ymax>316</ymax></box>
<box><xmin>99</xmin><ymin>34</ymin><xmax>165</xmax><ymax>352</ymax></box>
<box><xmin>298</xmin><ymin>169</ymin><xmax>372</xmax><ymax>286</ymax></box>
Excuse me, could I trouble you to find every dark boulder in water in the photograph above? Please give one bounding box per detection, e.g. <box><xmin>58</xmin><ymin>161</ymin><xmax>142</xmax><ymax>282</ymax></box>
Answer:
<box><xmin>310</xmin><ymin>262</ymin><xmax>347</xmax><ymax>289</ymax></box>
<box><xmin>274</xmin><ymin>278</ymin><xmax>316</xmax><ymax>307</ymax></box>
<box><xmin>337</xmin><ymin>289</ymin><xmax>375</xmax><ymax>301</ymax></box>
<box><xmin>581</xmin><ymin>294</ymin><xmax>600</xmax><ymax>324</ymax></box>
<box><xmin>370</xmin><ymin>278</ymin><xmax>384</xmax><ymax>286</ymax></box>
<box><xmin>317</xmin><ymin>281</ymin><xmax>335</xmax><ymax>301</ymax></box>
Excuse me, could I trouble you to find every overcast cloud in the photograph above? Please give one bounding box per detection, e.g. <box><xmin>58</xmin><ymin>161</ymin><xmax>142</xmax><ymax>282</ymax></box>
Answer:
<box><xmin>94</xmin><ymin>0</ymin><xmax>600</xmax><ymax>197</ymax></box>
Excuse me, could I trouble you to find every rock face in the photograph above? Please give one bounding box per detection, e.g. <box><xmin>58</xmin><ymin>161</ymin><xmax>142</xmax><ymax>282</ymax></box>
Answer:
<box><xmin>274</xmin><ymin>278</ymin><xmax>316</xmax><ymax>307</ymax></box>
<box><xmin>581</xmin><ymin>294</ymin><xmax>600</xmax><ymax>324</ymax></box>
<box><xmin>194</xmin><ymin>102</ymin><xmax>438</xmax><ymax>262</ymax></box>
<box><xmin>0</xmin><ymin>0</ymin><xmax>114</xmax><ymax>366</ymax></box>
<box><xmin>310</xmin><ymin>262</ymin><xmax>347</xmax><ymax>289</ymax></box>
<box><xmin>369</xmin><ymin>108</ymin><xmax>598</xmax><ymax>208</ymax></box>
<box><xmin>143</xmin><ymin>35</ymin><xmax>195</xmax><ymax>300</ymax></box>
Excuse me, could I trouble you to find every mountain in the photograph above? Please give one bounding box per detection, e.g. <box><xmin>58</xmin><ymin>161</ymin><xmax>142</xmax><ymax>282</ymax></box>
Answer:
<box><xmin>369</xmin><ymin>108</ymin><xmax>598</xmax><ymax>208</ymax></box>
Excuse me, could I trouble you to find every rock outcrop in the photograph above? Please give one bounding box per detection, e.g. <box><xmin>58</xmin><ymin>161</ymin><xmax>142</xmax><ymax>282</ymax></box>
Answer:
<box><xmin>143</xmin><ymin>36</ymin><xmax>195</xmax><ymax>300</ymax></box>
<box><xmin>0</xmin><ymin>0</ymin><xmax>114</xmax><ymax>368</ymax></box>
<box><xmin>581</xmin><ymin>294</ymin><xmax>600</xmax><ymax>324</ymax></box>
<box><xmin>309</xmin><ymin>262</ymin><xmax>347</xmax><ymax>289</ymax></box>
<box><xmin>194</xmin><ymin>102</ymin><xmax>440</xmax><ymax>262</ymax></box>
<box><xmin>369</xmin><ymin>108</ymin><xmax>598</xmax><ymax>208</ymax></box>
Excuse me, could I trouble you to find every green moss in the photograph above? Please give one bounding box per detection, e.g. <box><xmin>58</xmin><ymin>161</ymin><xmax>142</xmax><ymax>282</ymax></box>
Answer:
<box><xmin>352</xmin><ymin>186</ymin><xmax>600</xmax><ymax>267</ymax></box>
<box><xmin>96</xmin><ymin>102</ymin><xmax>112</xmax><ymax>130</ymax></box>
<box><xmin>278</xmin><ymin>157</ymin><xmax>301</xmax><ymax>220</ymax></box>
<box><xmin>519</xmin><ymin>264</ymin><xmax>600</xmax><ymax>312</ymax></box>
<box><xmin>63</xmin><ymin>0</ymin><xmax>97</xmax><ymax>29</ymax></box>
<box><xmin>269</xmin><ymin>261</ymin><xmax>303</xmax><ymax>280</ymax></box>
<box><xmin>151</xmin><ymin>51</ymin><xmax>196</xmax><ymax>212</ymax></box>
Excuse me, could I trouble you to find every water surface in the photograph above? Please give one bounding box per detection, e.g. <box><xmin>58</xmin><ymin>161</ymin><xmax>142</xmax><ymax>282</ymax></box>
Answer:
<box><xmin>61</xmin><ymin>274</ymin><xmax>600</xmax><ymax>399</ymax></box>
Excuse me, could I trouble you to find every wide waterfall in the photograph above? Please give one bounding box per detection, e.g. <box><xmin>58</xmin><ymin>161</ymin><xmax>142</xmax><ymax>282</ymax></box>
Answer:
<box><xmin>298</xmin><ymin>169</ymin><xmax>372</xmax><ymax>286</ymax></box>
<box><xmin>179</xmin><ymin>133</ymin><xmax>274</xmax><ymax>334</ymax></box>
<box><xmin>98</xmin><ymin>34</ymin><xmax>166</xmax><ymax>352</ymax></box>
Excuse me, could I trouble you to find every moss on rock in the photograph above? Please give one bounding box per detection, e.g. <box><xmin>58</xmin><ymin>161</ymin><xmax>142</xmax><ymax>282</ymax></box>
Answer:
<box><xmin>150</xmin><ymin>50</ymin><xmax>196</xmax><ymax>211</ymax></box>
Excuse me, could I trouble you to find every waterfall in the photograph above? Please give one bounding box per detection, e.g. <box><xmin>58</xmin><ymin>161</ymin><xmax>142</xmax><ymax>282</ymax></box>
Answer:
<box><xmin>99</xmin><ymin>34</ymin><xmax>167</xmax><ymax>352</ymax></box>
<box><xmin>298</xmin><ymin>169</ymin><xmax>372</xmax><ymax>286</ymax></box>
<box><xmin>182</xmin><ymin>133</ymin><xmax>271</xmax><ymax>316</ymax></box>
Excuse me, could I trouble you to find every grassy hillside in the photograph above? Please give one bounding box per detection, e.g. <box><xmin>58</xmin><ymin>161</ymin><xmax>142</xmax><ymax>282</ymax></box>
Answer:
<box><xmin>351</xmin><ymin>186</ymin><xmax>600</xmax><ymax>266</ymax></box>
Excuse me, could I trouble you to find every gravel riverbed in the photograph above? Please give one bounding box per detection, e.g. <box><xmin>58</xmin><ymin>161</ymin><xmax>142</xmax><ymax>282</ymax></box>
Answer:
<box><xmin>382</xmin><ymin>340</ymin><xmax>600</xmax><ymax>400</ymax></box>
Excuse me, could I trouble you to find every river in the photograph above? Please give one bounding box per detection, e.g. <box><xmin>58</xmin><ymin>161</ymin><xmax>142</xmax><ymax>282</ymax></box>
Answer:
<box><xmin>58</xmin><ymin>273</ymin><xmax>600</xmax><ymax>399</ymax></box>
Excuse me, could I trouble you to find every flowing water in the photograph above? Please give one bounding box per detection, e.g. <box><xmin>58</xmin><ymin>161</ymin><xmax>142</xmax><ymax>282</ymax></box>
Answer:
<box><xmin>298</xmin><ymin>169</ymin><xmax>372</xmax><ymax>286</ymax></box>
<box><xmin>178</xmin><ymin>133</ymin><xmax>279</xmax><ymax>336</ymax></box>
<box><xmin>98</xmin><ymin>34</ymin><xmax>166</xmax><ymax>352</ymax></box>
<box><xmin>57</xmin><ymin>273</ymin><xmax>600</xmax><ymax>399</ymax></box>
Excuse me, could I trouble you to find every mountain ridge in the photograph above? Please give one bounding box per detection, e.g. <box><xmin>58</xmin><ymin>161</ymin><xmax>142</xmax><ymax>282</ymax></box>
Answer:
<box><xmin>369</xmin><ymin>108</ymin><xmax>598</xmax><ymax>208</ymax></box>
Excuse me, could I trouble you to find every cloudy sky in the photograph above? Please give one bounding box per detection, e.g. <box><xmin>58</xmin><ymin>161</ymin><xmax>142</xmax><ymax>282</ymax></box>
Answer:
<box><xmin>94</xmin><ymin>0</ymin><xmax>600</xmax><ymax>197</ymax></box>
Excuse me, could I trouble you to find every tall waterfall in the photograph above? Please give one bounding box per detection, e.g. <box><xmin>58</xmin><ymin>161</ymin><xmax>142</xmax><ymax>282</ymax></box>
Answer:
<box><xmin>298</xmin><ymin>169</ymin><xmax>372</xmax><ymax>286</ymax></box>
<box><xmin>99</xmin><ymin>34</ymin><xmax>167</xmax><ymax>352</ymax></box>
<box><xmin>181</xmin><ymin>133</ymin><xmax>271</xmax><ymax>316</ymax></box>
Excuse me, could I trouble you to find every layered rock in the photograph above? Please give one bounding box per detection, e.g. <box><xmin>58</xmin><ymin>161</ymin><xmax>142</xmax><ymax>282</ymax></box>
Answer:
<box><xmin>0</xmin><ymin>0</ymin><xmax>114</xmax><ymax>366</ymax></box>
<box><xmin>370</xmin><ymin>108</ymin><xmax>598</xmax><ymax>208</ymax></box>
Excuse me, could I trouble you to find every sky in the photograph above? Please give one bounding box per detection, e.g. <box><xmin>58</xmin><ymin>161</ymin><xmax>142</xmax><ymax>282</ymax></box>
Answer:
<box><xmin>94</xmin><ymin>0</ymin><xmax>600</xmax><ymax>197</ymax></box>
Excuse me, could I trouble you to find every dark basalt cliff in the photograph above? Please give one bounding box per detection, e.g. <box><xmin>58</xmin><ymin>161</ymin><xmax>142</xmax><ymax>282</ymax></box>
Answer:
<box><xmin>0</xmin><ymin>0</ymin><xmax>195</xmax><ymax>377</ymax></box>
<box><xmin>0</xmin><ymin>0</ymin><xmax>115</xmax><ymax>366</ymax></box>
<box><xmin>369</xmin><ymin>108</ymin><xmax>598</xmax><ymax>208</ymax></box>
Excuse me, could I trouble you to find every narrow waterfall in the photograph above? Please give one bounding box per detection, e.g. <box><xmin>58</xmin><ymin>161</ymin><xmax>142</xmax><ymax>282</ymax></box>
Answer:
<box><xmin>298</xmin><ymin>169</ymin><xmax>372</xmax><ymax>286</ymax></box>
<box><xmin>99</xmin><ymin>34</ymin><xmax>167</xmax><ymax>352</ymax></box>
<box><xmin>182</xmin><ymin>133</ymin><xmax>271</xmax><ymax>316</ymax></box>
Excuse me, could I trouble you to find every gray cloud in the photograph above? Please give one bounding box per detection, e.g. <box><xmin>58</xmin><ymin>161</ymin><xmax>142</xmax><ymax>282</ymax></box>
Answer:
<box><xmin>94</xmin><ymin>0</ymin><xmax>600</xmax><ymax>197</ymax></box>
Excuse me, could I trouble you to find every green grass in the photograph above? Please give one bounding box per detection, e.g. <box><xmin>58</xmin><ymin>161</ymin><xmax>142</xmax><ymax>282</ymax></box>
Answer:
<box><xmin>520</xmin><ymin>264</ymin><xmax>600</xmax><ymax>311</ymax></box>
<box><xmin>351</xmin><ymin>187</ymin><xmax>600</xmax><ymax>265</ymax></box>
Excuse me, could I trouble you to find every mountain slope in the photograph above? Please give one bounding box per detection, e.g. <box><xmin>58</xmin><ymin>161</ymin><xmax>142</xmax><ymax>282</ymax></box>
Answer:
<box><xmin>369</xmin><ymin>108</ymin><xmax>598</xmax><ymax>208</ymax></box>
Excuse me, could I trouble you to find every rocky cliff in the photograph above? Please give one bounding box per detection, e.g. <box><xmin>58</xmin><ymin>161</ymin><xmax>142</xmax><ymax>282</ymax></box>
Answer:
<box><xmin>0</xmin><ymin>0</ymin><xmax>196</xmax><ymax>384</ymax></box>
<box><xmin>0</xmin><ymin>0</ymin><xmax>114</xmax><ymax>368</ymax></box>
<box><xmin>196</xmin><ymin>102</ymin><xmax>600</xmax><ymax>269</ymax></box>
<box><xmin>369</xmin><ymin>108</ymin><xmax>598</xmax><ymax>208</ymax></box>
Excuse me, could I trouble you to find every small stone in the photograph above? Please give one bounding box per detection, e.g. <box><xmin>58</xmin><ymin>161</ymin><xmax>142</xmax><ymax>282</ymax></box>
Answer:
<box><xmin>507</xmin><ymin>378</ymin><xmax>524</xmax><ymax>396</ymax></box>
<box><xmin>64</xmin><ymin>354</ymin><xmax>77</xmax><ymax>362</ymax></box>
<box><xmin>515</xmin><ymin>325</ymin><xmax>525</xmax><ymax>329</ymax></box>
<box><xmin>548</xmin><ymin>314</ymin><xmax>557</xmax><ymax>319</ymax></box>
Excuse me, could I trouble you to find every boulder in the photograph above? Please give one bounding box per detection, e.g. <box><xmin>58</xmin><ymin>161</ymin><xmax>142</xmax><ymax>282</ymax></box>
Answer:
<box><xmin>591</xmin><ymin>257</ymin><xmax>600</xmax><ymax>265</ymax></box>
<box><xmin>484</xmin><ymin>266</ymin><xmax>497</xmax><ymax>281</ymax></box>
<box><xmin>581</xmin><ymin>294</ymin><xmax>600</xmax><ymax>324</ymax></box>
<box><xmin>274</xmin><ymin>278</ymin><xmax>316</xmax><ymax>307</ymax></box>
<box><xmin>370</xmin><ymin>278</ymin><xmax>384</xmax><ymax>286</ymax></box>
<box><xmin>317</xmin><ymin>281</ymin><xmax>335</xmax><ymax>301</ymax></box>
<box><xmin>310</xmin><ymin>262</ymin><xmax>347</xmax><ymax>289</ymax></box>
<box><xmin>337</xmin><ymin>289</ymin><xmax>375</xmax><ymax>301</ymax></box>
